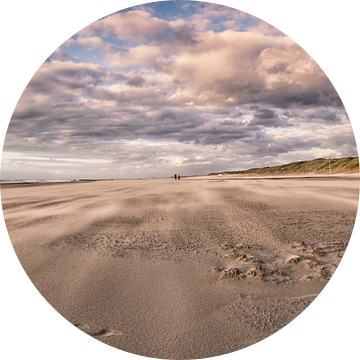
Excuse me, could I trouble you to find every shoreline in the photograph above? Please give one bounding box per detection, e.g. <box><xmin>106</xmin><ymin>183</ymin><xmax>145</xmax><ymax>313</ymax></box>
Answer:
<box><xmin>1</xmin><ymin>170</ymin><xmax>359</xmax><ymax>187</ymax></box>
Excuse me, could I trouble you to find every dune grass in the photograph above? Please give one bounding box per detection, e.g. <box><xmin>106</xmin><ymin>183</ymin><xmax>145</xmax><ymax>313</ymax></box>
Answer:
<box><xmin>209</xmin><ymin>156</ymin><xmax>359</xmax><ymax>175</ymax></box>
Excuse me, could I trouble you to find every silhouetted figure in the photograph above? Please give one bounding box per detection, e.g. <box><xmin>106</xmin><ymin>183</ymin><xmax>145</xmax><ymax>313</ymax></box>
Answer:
<box><xmin>178</xmin><ymin>174</ymin><xmax>181</xmax><ymax>180</ymax></box>
<box><xmin>174</xmin><ymin>174</ymin><xmax>177</xmax><ymax>180</ymax></box>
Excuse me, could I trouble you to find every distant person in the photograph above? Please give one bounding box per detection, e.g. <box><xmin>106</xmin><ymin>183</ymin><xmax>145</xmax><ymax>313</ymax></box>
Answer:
<box><xmin>178</xmin><ymin>174</ymin><xmax>181</xmax><ymax>180</ymax></box>
<box><xmin>174</xmin><ymin>174</ymin><xmax>177</xmax><ymax>180</ymax></box>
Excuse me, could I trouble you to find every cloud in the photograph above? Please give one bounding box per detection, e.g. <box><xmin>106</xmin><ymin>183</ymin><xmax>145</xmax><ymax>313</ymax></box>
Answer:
<box><xmin>78</xmin><ymin>10</ymin><xmax>199</xmax><ymax>47</ymax></box>
<box><xmin>79</xmin><ymin>10</ymin><xmax>170</xmax><ymax>42</ymax></box>
<box><xmin>148</xmin><ymin>30</ymin><xmax>337</xmax><ymax>108</ymax></box>
<box><xmin>25</xmin><ymin>60</ymin><xmax>125</xmax><ymax>93</ymax></box>
<box><xmin>105</xmin><ymin>45</ymin><xmax>163</xmax><ymax>69</ymax></box>
<box><xmin>254</xmin><ymin>109</ymin><xmax>275</xmax><ymax>119</ymax></box>
<box><xmin>174</xmin><ymin>25</ymin><xmax>199</xmax><ymax>45</ymax></box>
<box><xmin>248</xmin><ymin>108</ymin><xmax>290</xmax><ymax>128</ymax></box>
<box><xmin>231</xmin><ymin>112</ymin><xmax>244</xmax><ymax>118</ymax></box>
<box><xmin>198</xmin><ymin>3</ymin><xmax>243</xmax><ymax>18</ymax></box>
<box><xmin>64</xmin><ymin>36</ymin><xmax>117</xmax><ymax>53</ymax></box>
<box><xmin>49</xmin><ymin>48</ymin><xmax>79</xmax><ymax>62</ymax></box>
<box><xmin>308</xmin><ymin>109</ymin><xmax>341</xmax><ymax>123</ymax></box>
<box><xmin>127</xmin><ymin>75</ymin><xmax>145</xmax><ymax>87</ymax></box>
<box><xmin>2</xmin><ymin>4</ymin><xmax>356</xmax><ymax>180</ymax></box>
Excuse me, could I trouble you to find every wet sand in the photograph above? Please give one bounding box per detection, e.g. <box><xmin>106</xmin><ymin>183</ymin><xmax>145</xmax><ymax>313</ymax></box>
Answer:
<box><xmin>1</xmin><ymin>174</ymin><xmax>359</xmax><ymax>359</ymax></box>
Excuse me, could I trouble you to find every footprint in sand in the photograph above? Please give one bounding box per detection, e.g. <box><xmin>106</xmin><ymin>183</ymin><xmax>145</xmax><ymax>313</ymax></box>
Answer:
<box><xmin>74</xmin><ymin>323</ymin><xmax>122</xmax><ymax>337</ymax></box>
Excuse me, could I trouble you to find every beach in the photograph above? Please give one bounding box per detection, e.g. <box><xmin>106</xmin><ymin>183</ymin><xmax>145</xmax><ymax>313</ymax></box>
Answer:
<box><xmin>1</xmin><ymin>174</ymin><xmax>358</xmax><ymax>359</ymax></box>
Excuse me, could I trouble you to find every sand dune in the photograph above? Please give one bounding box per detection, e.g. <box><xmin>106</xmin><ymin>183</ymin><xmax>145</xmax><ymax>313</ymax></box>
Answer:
<box><xmin>1</xmin><ymin>174</ymin><xmax>358</xmax><ymax>359</ymax></box>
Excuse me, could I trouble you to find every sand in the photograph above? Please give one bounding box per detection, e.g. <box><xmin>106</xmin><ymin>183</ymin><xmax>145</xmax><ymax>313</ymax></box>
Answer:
<box><xmin>1</xmin><ymin>173</ymin><xmax>359</xmax><ymax>359</ymax></box>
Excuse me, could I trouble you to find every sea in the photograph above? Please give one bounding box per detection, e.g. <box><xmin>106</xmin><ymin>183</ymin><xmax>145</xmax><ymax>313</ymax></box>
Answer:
<box><xmin>0</xmin><ymin>179</ymin><xmax>96</xmax><ymax>185</ymax></box>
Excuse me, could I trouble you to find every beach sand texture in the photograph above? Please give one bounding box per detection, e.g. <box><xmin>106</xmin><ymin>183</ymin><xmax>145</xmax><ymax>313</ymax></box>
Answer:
<box><xmin>2</xmin><ymin>174</ymin><xmax>358</xmax><ymax>359</ymax></box>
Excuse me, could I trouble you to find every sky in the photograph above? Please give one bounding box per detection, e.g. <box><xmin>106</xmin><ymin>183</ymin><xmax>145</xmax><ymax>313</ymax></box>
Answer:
<box><xmin>1</xmin><ymin>0</ymin><xmax>358</xmax><ymax>180</ymax></box>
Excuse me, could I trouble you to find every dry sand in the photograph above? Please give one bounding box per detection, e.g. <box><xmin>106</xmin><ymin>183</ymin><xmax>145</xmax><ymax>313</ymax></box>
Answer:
<box><xmin>1</xmin><ymin>174</ymin><xmax>359</xmax><ymax>359</ymax></box>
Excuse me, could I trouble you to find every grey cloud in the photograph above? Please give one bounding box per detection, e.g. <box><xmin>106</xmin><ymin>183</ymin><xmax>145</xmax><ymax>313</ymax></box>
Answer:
<box><xmin>199</xmin><ymin>133</ymin><xmax>249</xmax><ymax>145</ymax></box>
<box><xmin>281</xmin><ymin>90</ymin><xmax>321</xmax><ymax>107</ymax></box>
<box><xmin>153</xmin><ymin>59</ymin><xmax>181</xmax><ymax>80</ymax></box>
<box><xmin>174</xmin><ymin>25</ymin><xmax>199</xmax><ymax>45</ymax></box>
<box><xmin>12</xmin><ymin>109</ymin><xmax>48</xmax><ymax>120</ymax></box>
<box><xmin>241</xmin><ymin>135</ymin><xmax>313</xmax><ymax>158</ymax></box>
<box><xmin>219</xmin><ymin>120</ymin><xmax>243</xmax><ymax>126</ymax></box>
<box><xmin>248</xmin><ymin>109</ymin><xmax>290</xmax><ymax>128</ymax></box>
<box><xmin>26</xmin><ymin>61</ymin><xmax>126</xmax><ymax>95</ymax></box>
<box><xmin>283</xmin><ymin>110</ymin><xmax>300</xmax><ymax>118</ymax></box>
<box><xmin>249</xmin><ymin>118</ymin><xmax>290</xmax><ymax>128</ymax></box>
<box><xmin>262</xmin><ymin>84</ymin><xmax>342</xmax><ymax>109</ymax></box>
<box><xmin>71</xmin><ymin>127</ymin><xmax>127</xmax><ymax>139</ymax></box>
<box><xmin>111</xmin><ymin>146</ymin><xmax>160</xmax><ymax>164</ymax></box>
<box><xmin>267</xmin><ymin>62</ymin><xmax>288</xmax><ymax>74</ymax></box>
<box><xmin>127</xmin><ymin>75</ymin><xmax>145</xmax><ymax>87</ymax></box>
<box><xmin>231</xmin><ymin>112</ymin><xmax>244</xmax><ymax>118</ymax></box>
<box><xmin>102</xmin><ymin>72</ymin><xmax>128</xmax><ymax>84</ymax></box>
<box><xmin>46</xmin><ymin>64</ymin><xmax>101</xmax><ymax>79</ymax></box>
<box><xmin>133</xmin><ymin>112</ymin><xmax>204</xmax><ymax>138</ymax></box>
<box><xmin>42</xmin><ymin>108</ymin><xmax>252</xmax><ymax>147</ymax></box>
<box><xmin>308</xmin><ymin>110</ymin><xmax>340</xmax><ymax>123</ymax></box>
<box><xmin>254</xmin><ymin>109</ymin><xmax>275</xmax><ymax>120</ymax></box>
<box><xmin>324</xmin><ymin>113</ymin><xmax>340</xmax><ymax>122</ymax></box>
<box><xmin>24</xmin><ymin>132</ymin><xmax>38</xmax><ymax>138</ymax></box>
<box><xmin>209</xmin><ymin>77</ymin><xmax>265</xmax><ymax>105</ymax></box>
<box><xmin>174</xmin><ymin>121</ymin><xmax>253</xmax><ymax>145</ymax></box>
<box><xmin>180</xmin><ymin>73</ymin><xmax>337</xmax><ymax>110</ymax></box>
